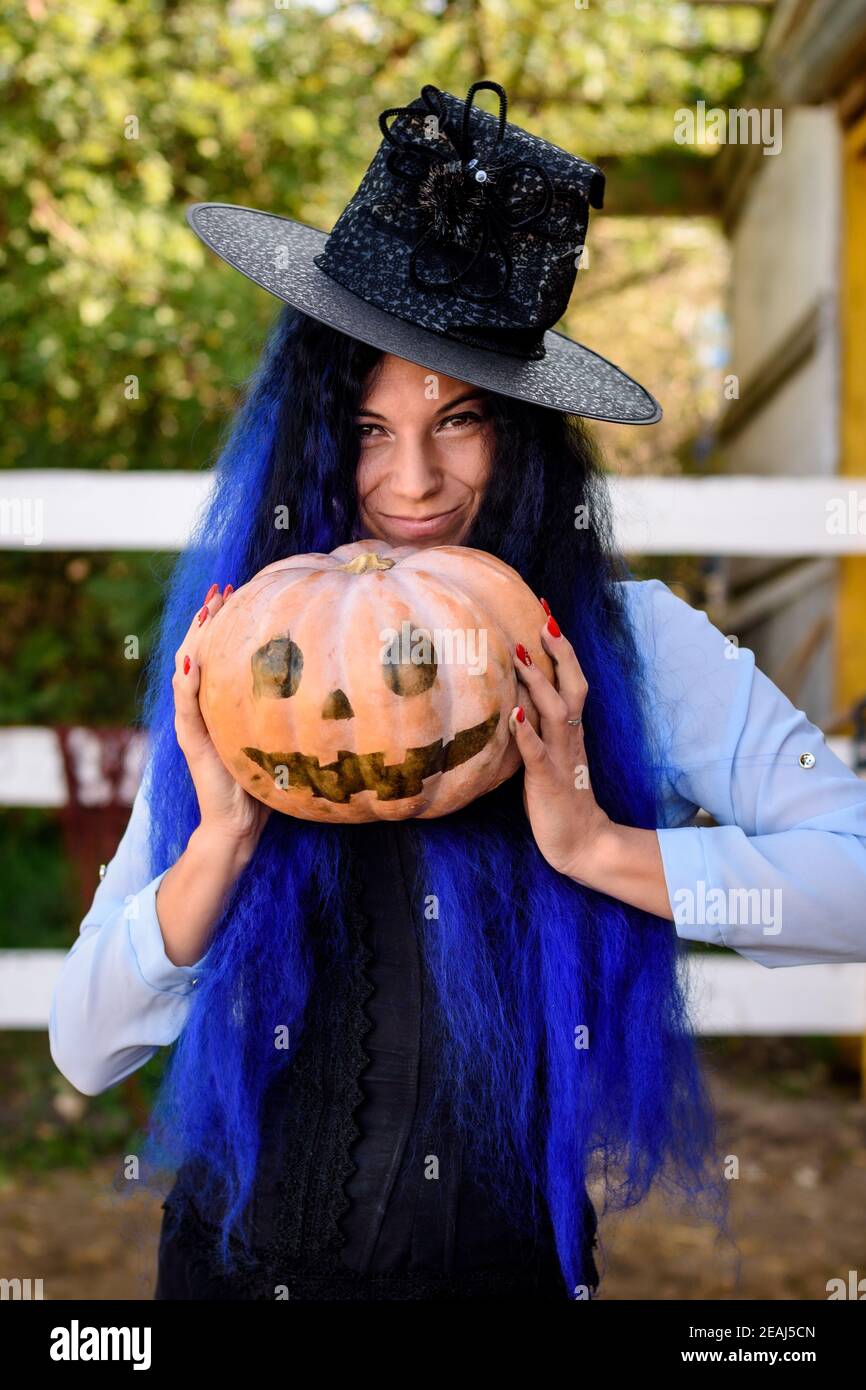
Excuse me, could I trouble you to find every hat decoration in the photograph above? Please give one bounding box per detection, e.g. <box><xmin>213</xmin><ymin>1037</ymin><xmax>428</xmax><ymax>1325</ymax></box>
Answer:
<box><xmin>378</xmin><ymin>81</ymin><xmax>565</xmax><ymax>302</ymax></box>
<box><xmin>186</xmin><ymin>76</ymin><xmax>661</xmax><ymax>424</ymax></box>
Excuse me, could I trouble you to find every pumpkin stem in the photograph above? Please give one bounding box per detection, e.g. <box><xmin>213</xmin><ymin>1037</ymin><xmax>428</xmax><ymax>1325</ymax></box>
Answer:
<box><xmin>338</xmin><ymin>552</ymin><xmax>397</xmax><ymax>574</ymax></box>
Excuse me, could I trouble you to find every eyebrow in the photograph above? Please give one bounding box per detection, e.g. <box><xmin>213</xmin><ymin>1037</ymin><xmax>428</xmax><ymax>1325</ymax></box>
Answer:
<box><xmin>355</xmin><ymin>389</ymin><xmax>488</xmax><ymax>421</ymax></box>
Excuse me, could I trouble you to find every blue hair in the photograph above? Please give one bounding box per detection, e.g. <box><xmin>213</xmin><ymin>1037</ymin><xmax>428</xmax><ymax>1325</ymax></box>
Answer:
<box><xmin>138</xmin><ymin>305</ymin><xmax>730</xmax><ymax>1295</ymax></box>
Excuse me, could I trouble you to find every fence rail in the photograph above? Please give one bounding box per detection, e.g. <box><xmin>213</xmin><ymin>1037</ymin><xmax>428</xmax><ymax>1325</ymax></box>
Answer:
<box><xmin>1</xmin><ymin>726</ymin><xmax>863</xmax><ymax>1044</ymax></box>
<box><xmin>3</xmin><ymin>948</ymin><xmax>864</xmax><ymax>1037</ymax></box>
<box><xmin>2</xmin><ymin>471</ymin><xmax>866</xmax><ymax>554</ymax></box>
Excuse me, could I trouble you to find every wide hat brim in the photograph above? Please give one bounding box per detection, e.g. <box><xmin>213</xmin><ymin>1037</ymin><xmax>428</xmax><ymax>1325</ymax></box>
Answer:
<box><xmin>187</xmin><ymin>203</ymin><xmax>662</xmax><ymax>426</ymax></box>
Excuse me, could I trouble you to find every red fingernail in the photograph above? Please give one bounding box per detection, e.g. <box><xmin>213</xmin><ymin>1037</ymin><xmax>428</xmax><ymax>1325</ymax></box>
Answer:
<box><xmin>204</xmin><ymin>582</ymin><xmax>218</xmax><ymax>604</ymax></box>
<box><xmin>515</xmin><ymin>705</ymin><xmax>525</xmax><ymax>724</ymax></box>
<box><xmin>539</xmin><ymin>596</ymin><xmax>551</xmax><ymax>616</ymax></box>
<box><xmin>515</xmin><ymin>642</ymin><xmax>532</xmax><ymax>666</ymax></box>
<box><xmin>183</xmin><ymin>654</ymin><xmax>191</xmax><ymax>675</ymax></box>
<box><xmin>223</xmin><ymin>583</ymin><xmax>234</xmax><ymax>598</ymax></box>
<box><xmin>546</xmin><ymin>614</ymin><xmax>561</xmax><ymax>639</ymax></box>
<box><xmin>197</xmin><ymin>606</ymin><xmax>209</xmax><ymax>626</ymax></box>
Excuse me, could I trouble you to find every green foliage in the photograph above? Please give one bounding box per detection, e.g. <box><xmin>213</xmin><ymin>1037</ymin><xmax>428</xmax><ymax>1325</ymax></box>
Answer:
<box><xmin>0</xmin><ymin>552</ymin><xmax>168</xmax><ymax>723</ymax></box>
<box><xmin>0</xmin><ymin>0</ymin><xmax>767</xmax><ymax>472</ymax></box>
<box><xmin>0</xmin><ymin>1030</ymin><xmax>168</xmax><ymax>1176</ymax></box>
<box><xmin>0</xmin><ymin>810</ymin><xmax>75</xmax><ymax>947</ymax></box>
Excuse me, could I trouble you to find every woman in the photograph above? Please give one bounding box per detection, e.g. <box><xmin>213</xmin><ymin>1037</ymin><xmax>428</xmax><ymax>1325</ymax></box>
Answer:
<box><xmin>50</xmin><ymin>81</ymin><xmax>866</xmax><ymax>1302</ymax></box>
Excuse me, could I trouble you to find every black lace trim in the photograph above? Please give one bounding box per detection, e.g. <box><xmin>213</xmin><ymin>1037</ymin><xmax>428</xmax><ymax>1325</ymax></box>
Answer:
<box><xmin>322</xmin><ymin>841</ymin><xmax>378</xmax><ymax>1253</ymax></box>
<box><xmin>259</xmin><ymin>835</ymin><xmax>378</xmax><ymax>1279</ymax></box>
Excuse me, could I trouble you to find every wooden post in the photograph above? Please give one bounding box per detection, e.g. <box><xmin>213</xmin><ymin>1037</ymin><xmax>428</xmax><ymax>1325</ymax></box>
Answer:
<box><xmin>840</xmin><ymin>109</ymin><xmax>866</xmax><ymax>1102</ymax></box>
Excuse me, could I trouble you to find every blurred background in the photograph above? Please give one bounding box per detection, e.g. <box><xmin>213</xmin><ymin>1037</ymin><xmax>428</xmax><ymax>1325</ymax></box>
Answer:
<box><xmin>1</xmin><ymin>0</ymin><xmax>865</xmax><ymax>1299</ymax></box>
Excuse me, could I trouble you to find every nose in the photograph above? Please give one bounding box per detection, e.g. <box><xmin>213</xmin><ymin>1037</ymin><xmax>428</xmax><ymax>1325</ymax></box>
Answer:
<box><xmin>386</xmin><ymin>435</ymin><xmax>444</xmax><ymax>503</ymax></box>
<box><xmin>322</xmin><ymin>689</ymin><xmax>354</xmax><ymax>720</ymax></box>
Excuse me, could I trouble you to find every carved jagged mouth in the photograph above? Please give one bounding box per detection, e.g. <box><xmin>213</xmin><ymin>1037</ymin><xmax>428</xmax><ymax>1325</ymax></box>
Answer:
<box><xmin>242</xmin><ymin>711</ymin><xmax>499</xmax><ymax>803</ymax></box>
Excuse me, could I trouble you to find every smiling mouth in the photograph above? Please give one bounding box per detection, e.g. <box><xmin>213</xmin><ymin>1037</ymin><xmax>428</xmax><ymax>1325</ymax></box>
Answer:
<box><xmin>382</xmin><ymin>506</ymin><xmax>461</xmax><ymax>522</ymax></box>
<box><xmin>243</xmin><ymin>710</ymin><xmax>499</xmax><ymax>803</ymax></box>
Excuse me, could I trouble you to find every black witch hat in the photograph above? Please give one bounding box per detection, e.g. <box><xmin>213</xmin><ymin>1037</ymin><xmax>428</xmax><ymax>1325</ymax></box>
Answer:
<box><xmin>186</xmin><ymin>79</ymin><xmax>661</xmax><ymax>425</ymax></box>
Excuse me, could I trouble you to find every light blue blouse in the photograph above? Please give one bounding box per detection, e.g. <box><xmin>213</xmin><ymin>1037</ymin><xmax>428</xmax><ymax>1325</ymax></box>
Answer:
<box><xmin>49</xmin><ymin>578</ymin><xmax>866</xmax><ymax>1095</ymax></box>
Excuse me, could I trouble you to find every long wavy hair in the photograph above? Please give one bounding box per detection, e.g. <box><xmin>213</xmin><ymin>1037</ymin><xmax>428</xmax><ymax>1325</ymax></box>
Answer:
<box><xmin>139</xmin><ymin>304</ymin><xmax>730</xmax><ymax>1295</ymax></box>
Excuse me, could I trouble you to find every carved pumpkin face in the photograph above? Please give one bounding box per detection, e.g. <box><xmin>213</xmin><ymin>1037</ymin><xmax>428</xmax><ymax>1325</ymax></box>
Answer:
<box><xmin>197</xmin><ymin>540</ymin><xmax>554</xmax><ymax>823</ymax></box>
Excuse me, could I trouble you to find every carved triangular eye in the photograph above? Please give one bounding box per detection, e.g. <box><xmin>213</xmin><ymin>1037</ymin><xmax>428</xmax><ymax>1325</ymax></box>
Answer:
<box><xmin>322</xmin><ymin>689</ymin><xmax>354</xmax><ymax>720</ymax></box>
<box><xmin>251</xmin><ymin>634</ymin><xmax>303</xmax><ymax>698</ymax></box>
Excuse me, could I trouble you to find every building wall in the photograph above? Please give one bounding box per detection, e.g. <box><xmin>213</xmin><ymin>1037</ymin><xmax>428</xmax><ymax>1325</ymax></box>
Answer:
<box><xmin>722</xmin><ymin>106</ymin><xmax>842</xmax><ymax>723</ymax></box>
<box><xmin>729</xmin><ymin>107</ymin><xmax>840</xmax><ymax>398</ymax></box>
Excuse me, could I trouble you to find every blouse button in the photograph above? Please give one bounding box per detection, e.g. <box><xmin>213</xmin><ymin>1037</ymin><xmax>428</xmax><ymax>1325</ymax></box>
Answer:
<box><xmin>799</xmin><ymin>752</ymin><xmax>816</xmax><ymax>769</ymax></box>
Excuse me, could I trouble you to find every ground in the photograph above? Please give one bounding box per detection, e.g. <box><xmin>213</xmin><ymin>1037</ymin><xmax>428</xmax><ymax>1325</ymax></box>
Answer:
<box><xmin>1</xmin><ymin>1038</ymin><xmax>864</xmax><ymax>1300</ymax></box>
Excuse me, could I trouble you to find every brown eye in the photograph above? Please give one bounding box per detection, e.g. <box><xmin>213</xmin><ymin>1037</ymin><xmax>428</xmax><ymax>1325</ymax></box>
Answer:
<box><xmin>252</xmin><ymin>634</ymin><xmax>303</xmax><ymax>698</ymax></box>
<box><xmin>381</xmin><ymin>625</ymin><xmax>437</xmax><ymax>696</ymax></box>
<box><xmin>439</xmin><ymin>411</ymin><xmax>483</xmax><ymax>430</ymax></box>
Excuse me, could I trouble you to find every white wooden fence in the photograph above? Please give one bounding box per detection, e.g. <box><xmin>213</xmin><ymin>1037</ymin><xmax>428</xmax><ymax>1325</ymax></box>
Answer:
<box><xmin>3</xmin><ymin>470</ymin><xmax>866</xmax><ymax>1053</ymax></box>
<box><xmin>2</xmin><ymin>470</ymin><xmax>866</xmax><ymax>554</ymax></box>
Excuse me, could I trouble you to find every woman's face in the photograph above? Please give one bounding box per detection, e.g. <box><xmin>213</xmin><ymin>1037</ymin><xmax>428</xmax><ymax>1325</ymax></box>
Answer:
<box><xmin>355</xmin><ymin>353</ymin><xmax>493</xmax><ymax>548</ymax></box>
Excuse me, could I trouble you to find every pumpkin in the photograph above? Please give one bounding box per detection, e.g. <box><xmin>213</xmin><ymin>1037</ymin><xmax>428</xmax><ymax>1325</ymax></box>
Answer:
<box><xmin>196</xmin><ymin>539</ymin><xmax>554</xmax><ymax>823</ymax></box>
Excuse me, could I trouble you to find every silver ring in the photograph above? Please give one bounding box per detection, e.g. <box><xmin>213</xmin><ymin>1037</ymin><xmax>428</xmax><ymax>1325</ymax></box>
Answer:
<box><xmin>566</xmin><ymin>715</ymin><xmax>583</xmax><ymax>727</ymax></box>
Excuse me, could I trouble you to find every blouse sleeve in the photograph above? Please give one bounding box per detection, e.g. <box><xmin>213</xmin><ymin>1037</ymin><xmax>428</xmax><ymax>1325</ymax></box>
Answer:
<box><xmin>48</xmin><ymin>771</ymin><xmax>210</xmax><ymax>1095</ymax></box>
<box><xmin>626</xmin><ymin>578</ymin><xmax>866</xmax><ymax>968</ymax></box>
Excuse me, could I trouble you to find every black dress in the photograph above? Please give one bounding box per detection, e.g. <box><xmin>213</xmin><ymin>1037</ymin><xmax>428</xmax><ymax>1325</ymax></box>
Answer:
<box><xmin>153</xmin><ymin>820</ymin><xmax>600</xmax><ymax>1301</ymax></box>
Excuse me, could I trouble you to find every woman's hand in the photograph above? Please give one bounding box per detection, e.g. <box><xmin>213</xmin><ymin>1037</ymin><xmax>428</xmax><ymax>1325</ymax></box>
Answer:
<box><xmin>508</xmin><ymin>598</ymin><xmax>674</xmax><ymax>919</ymax></box>
<box><xmin>173</xmin><ymin>582</ymin><xmax>271</xmax><ymax>849</ymax></box>
<box><xmin>153</xmin><ymin>583</ymin><xmax>273</xmax><ymax>967</ymax></box>
<box><xmin>508</xmin><ymin>599</ymin><xmax>612</xmax><ymax>881</ymax></box>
